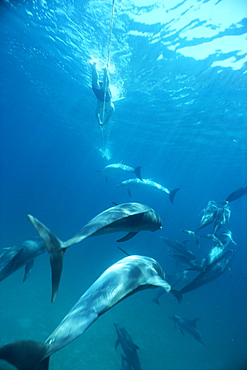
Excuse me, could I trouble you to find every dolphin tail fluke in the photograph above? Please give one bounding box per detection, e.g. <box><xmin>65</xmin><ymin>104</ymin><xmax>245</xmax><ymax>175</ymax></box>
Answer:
<box><xmin>27</xmin><ymin>214</ymin><xmax>65</xmax><ymax>302</ymax></box>
<box><xmin>134</xmin><ymin>166</ymin><xmax>142</xmax><ymax>180</ymax></box>
<box><xmin>50</xmin><ymin>249</ymin><xmax>65</xmax><ymax>303</ymax></box>
<box><xmin>170</xmin><ymin>289</ymin><xmax>183</xmax><ymax>303</ymax></box>
<box><xmin>169</xmin><ymin>188</ymin><xmax>180</xmax><ymax>204</ymax></box>
<box><xmin>0</xmin><ymin>340</ymin><xmax>50</xmax><ymax>370</ymax></box>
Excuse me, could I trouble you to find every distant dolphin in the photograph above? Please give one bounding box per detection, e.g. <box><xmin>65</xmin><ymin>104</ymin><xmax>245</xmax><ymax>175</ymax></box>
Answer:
<box><xmin>171</xmin><ymin>249</ymin><xmax>234</xmax><ymax>303</ymax></box>
<box><xmin>170</xmin><ymin>315</ymin><xmax>206</xmax><ymax>347</ymax></box>
<box><xmin>0</xmin><ymin>255</ymin><xmax>171</xmax><ymax>370</ymax></box>
<box><xmin>114</xmin><ymin>323</ymin><xmax>141</xmax><ymax>370</ymax></box>
<box><xmin>0</xmin><ymin>238</ymin><xmax>45</xmax><ymax>282</ymax></box>
<box><xmin>117</xmin><ymin>178</ymin><xmax>180</xmax><ymax>204</ymax></box>
<box><xmin>100</xmin><ymin>163</ymin><xmax>142</xmax><ymax>181</ymax></box>
<box><xmin>28</xmin><ymin>202</ymin><xmax>162</xmax><ymax>301</ymax></box>
<box><xmin>226</xmin><ymin>181</ymin><xmax>247</xmax><ymax>202</ymax></box>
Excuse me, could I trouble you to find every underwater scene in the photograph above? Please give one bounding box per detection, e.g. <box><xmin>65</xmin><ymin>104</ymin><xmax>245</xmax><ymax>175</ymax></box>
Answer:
<box><xmin>0</xmin><ymin>0</ymin><xmax>247</xmax><ymax>369</ymax></box>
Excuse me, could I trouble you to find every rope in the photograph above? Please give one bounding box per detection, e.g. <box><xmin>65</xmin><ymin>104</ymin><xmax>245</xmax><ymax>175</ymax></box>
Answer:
<box><xmin>101</xmin><ymin>0</ymin><xmax>115</xmax><ymax>127</ymax></box>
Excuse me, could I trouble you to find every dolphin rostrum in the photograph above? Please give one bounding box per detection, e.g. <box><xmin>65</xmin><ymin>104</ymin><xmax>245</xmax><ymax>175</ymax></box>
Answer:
<box><xmin>170</xmin><ymin>315</ymin><xmax>206</xmax><ymax>347</ymax></box>
<box><xmin>0</xmin><ymin>238</ymin><xmax>45</xmax><ymax>282</ymax></box>
<box><xmin>100</xmin><ymin>163</ymin><xmax>142</xmax><ymax>181</ymax></box>
<box><xmin>114</xmin><ymin>323</ymin><xmax>141</xmax><ymax>370</ymax></box>
<box><xmin>28</xmin><ymin>202</ymin><xmax>162</xmax><ymax>301</ymax></box>
<box><xmin>0</xmin><ymin>255</ymin><xmax>171</xmax><ymax>370</ymax></box>
<box><xmin>117</xmin><ymin>178</ymin><xmax>180</xmax><ymax>204</ymax></box>
<box><xmin>226</xmin><ymin>181</ymin><xmax>247</xmax><ymax>203</ymax></box>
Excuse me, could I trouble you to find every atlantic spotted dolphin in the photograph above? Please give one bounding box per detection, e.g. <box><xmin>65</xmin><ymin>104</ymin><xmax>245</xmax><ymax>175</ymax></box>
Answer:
<box><xmin>28</xmin><ymin>203</ymin><xmax>162</xmax><ymax>301</ymax></box>
<box><xmin>117</xmin><ymin>178</ymin><xmax>180</xmax><ymax>204</ymax></box>
<box><xmin>100</xmin><ymin>163</ymin><xmax>142</xmax><ymax>181</ymax></box>
<box><xmin>114</xmin><ymin>324</ymin><xmax>141</xmax><ymax>370</ymax></box>
<box><xmin>0</xmin><ymin>238</ymin><xmax>45</xmax><ymax>282</ymax></box>
<box><xmin>171</xmin><ymin>249</ymin><xmax>234</xmax><ymax>303</ymax></box>
<box><xmin>170</xmin><ymin>315</ymin><xmax>206</xmax><ymax>347</ymax></box>
<box><xmin>226</xmin><ymin>181</ymin><xmax>247</xmax><ymax>202</ymax></box>
<box><xmin>0</xmin><ymin>255</ymin><xmax>171</xmax><ymax>370</ymax></box>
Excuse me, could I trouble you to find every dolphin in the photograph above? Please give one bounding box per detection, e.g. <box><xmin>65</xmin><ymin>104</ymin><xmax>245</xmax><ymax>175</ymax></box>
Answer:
<box><xmin>0</xmin><ymin>238</ymin><xmax>45</xmax><ymax>282</ymax></box>
<box><xmin>226</xmin><ymin>181</ymin><xmax>247</xmax><ymax>202</ymax></box>
<box><xmin>196</xmin><ymin>201</ymin><xmax>231</xmax><ymax>234</ymax></box>
<box><xmin>170</xmin><ymin>315</ymin><xmax>206</xmax><ymax>347</ymax></box>
<box><xmin>114</xmin><ymin>323</ymin><xmax>141</xmax><ymax>370</ymax></box>
<box><xmin>117</xmin><ymin>178</ymin><xmax>180</xmax><ymax>204</ymax></box>
<box><xmin>171</xmin><ymin>249</ymin><xmax>234</xmax><ymax>303</ymax></box>
<box><xmin>160</xmin><ymin>236</ymin><xmax>201</xmax><ymax>269</ymax></box>
<box><xmin>100</xmin><ymin>163</ymin><xmax>142</xmax><ymax>181</ymax></box>
<box><xmin>0</xmin><ymin>255</ymin><xmax>171</xmax><ymax>370</ymax></box>
<box><xmin>28</xmin><ymin>202</ymin><xmax>162</xmax><ymax>301</ymax></box>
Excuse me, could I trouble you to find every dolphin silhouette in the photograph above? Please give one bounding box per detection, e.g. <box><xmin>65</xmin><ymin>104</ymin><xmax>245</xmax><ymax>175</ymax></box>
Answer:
<box><xmin>117</xmin><ymin>178</ymin><xmax>180</xmax><ymax>204</ymax></box>
<box><xmin>171</xmin><ymin>249</ymin><xmax>234</xmax><ymax>303</ymax></box>
<box><xmin>226</xmin><ymin>182</ymin><xmax>247</xmax><ymax>202</ymax></box>
<box><xmin>114</xmin><ymin>323</ymin><xmax>141</xmax><ymax>370</ymax></box>
<box><xmin>0</xmin><ymin>255</ymin><xmax>171</xmax><ymax>370</ymax></box>
<box><xmin>170</xmin><ymin>315</ymin><xmax>206</xmax><ymax>347</ymax></box>
<box><xmin>0</xmin><ymin>238</ymin><xmax>45</xmax><ymax>282</ymax></box>
<box><xmin>27</xmin><ymin>203</ymin><xmax>162</xmax><ymax>302</ymax></box>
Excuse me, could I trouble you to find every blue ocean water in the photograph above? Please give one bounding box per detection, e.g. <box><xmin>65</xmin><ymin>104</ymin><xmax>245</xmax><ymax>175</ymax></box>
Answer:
<box><xmin>0</xmin><ymin>0</ymin><xmax>247</xmax><ymax>369</ymax></box>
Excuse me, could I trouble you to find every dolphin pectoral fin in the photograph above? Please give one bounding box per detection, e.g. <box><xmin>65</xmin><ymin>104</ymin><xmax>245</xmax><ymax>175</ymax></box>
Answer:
<box><xmin>0</xmin><ymin>340</ymin><xmax>50</xmax><ymax>370</ymax></box>
<box><xmin>23</xmin><ymin>260</ymin><xmax>34</xmax><ymax>282</ymax></box>
<box><xmin>50</xmin><ymin>249</ymin><xmax>65</xmax><ymax>303</ymax></box>
<box><xmin>180</xmin><ymin>328</ymin><xmax>184</xmax><ymax>336</ymax></box>
<box><xmin>146</xmin><ymin>276</ymin><xmax>171</xmax><ymax>293</ymax></box>
<box><xmin>117</xmin><ymin>232</ymin><xmax>138</xmax><ymax>242</ymax></box>
<box><xmin>152</xmin><ymin>297</ymin><xmax>160</xmax><ymax>305</ymax></box>
<box><xmin>27</xmin><ymin>215</ymin><xmax>63</xmax><ymax>253</ymax></box>
<box><xmin>115</xmin><ymin>339</ymin><xmax>120</xmax><ymax>351</ymax></box>
<box><xmin>169</xmin><ymin>188</ymin><xmax>180</xmax><ymax>204</ymax></box>
<box><xmin>127</xmin><ymin>189</ymin><xmax>132</xmax><ymax>197</ymax></box>
<box><xmin>170</xmin><ymin>289</ymin><xmax>183</xmax><ymax>303</ymax></box>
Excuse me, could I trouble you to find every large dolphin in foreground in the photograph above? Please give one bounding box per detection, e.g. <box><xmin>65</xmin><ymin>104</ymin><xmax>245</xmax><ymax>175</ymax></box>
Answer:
<box><xmin>117</xmin><ymin>178</ymin><xmax>180</xmax><ymax>204</ymax></box>
<box><xmin>0</xmin><ymin>238</ymin><xmax>45</xmax><ymax>282</ymax></box>
<box><xmin>100</xmin><ymin>163</ymin><xmax>142</xmax><ymax>181</ymax></box>
<box><xmin>170</xmin><ymin>315</ymin><xmax>206</xmax><ymax>347</ymax></box>
<box><xmin>0</xmin><ymin>255</ymin><xmax>171</xmax><ymax>370</ymax></box>
<box><xmin>225</xmin><ymin>181</ymin><xmax>247</xmax><ymax>202</ymax></box>
<box><xmin>28</xmin><ymin>202</ymin><xmax>162</xmax><ymax>301</ymax></box>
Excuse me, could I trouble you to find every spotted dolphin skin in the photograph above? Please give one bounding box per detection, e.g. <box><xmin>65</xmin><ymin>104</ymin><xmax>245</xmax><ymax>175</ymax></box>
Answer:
<box><xmin>0</xmin><ymin>255</ymin><xmax>171</xmax><ymax>370</ymax></box>
<box><xmin>100</xmin><ymin>163</ymin><xmax>142</xmax><ymax>181</ymax></box>
<box><xmin>28</xmin><ymin>202</ymin><xmax>162</xmax><ymax>302</ymax></box>
<box><xmin>0</xmin><ymin>238</ymin><xmax>45</xmax><ymax>282</ymax></box>
<box><xmin>226</xmin><ymin>181</ymin><xmax>247</xmax><ymax>203</ymax></box>
<box><xmin>117</xmin><ymin>178</ymin><xmax>180</xmax><ymax>204</ymax></box>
